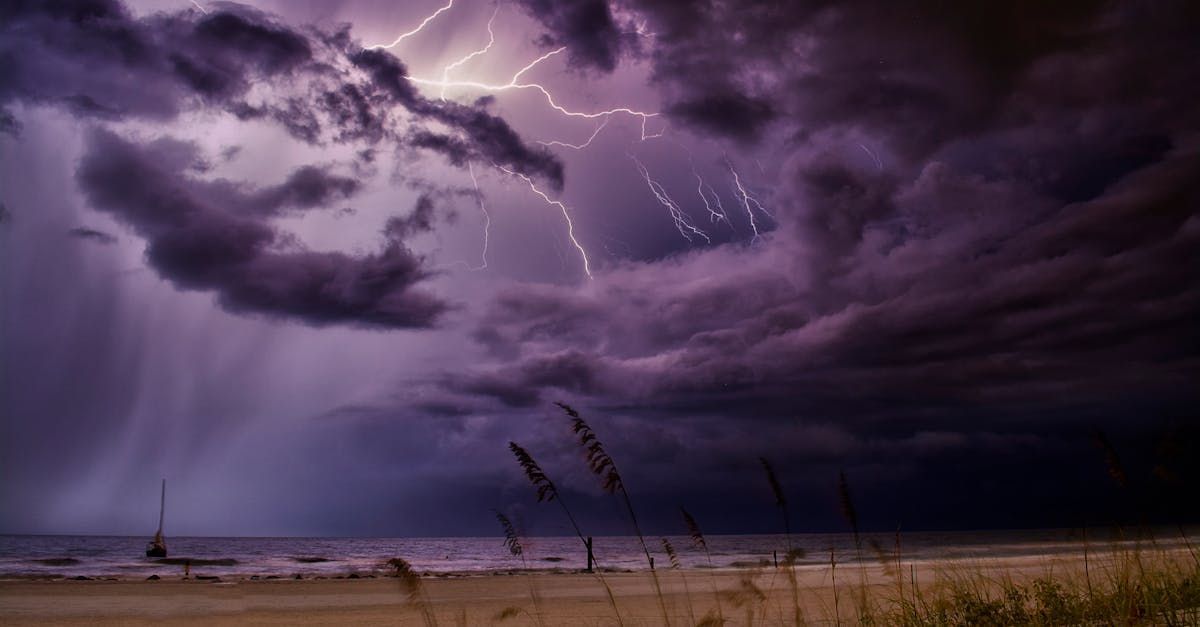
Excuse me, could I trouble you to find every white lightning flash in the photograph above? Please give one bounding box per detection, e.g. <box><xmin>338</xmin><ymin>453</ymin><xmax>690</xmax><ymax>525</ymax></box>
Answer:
<box><xmin>858</xmin><ymin>142</ymin><xmax>883</xmax><ymax>171</ymax></box>
<box><xmin>538</xmin><ymin>115</ymin><xmax>611</xmax><ymax>150</ymax></box>
<box><xmin>190</xmin><ymin>0</ymin><xmax>208</xmax><ymax>14</ymax></box>
<box><xmin>696</xmin><ymin>172</ymin><xmax>731</xmax><ymax>226</ymax></box>
<box><xmin>365</xmin><ymin>0</ymin><xmax>455</xmax><ymax>50</ymax></box>
<box><xmin>439</xmin><ymin>5</ymin><xmax>499</xmax><ymax>101</ymax></box>
<box><xmin>728</xmin><ymin>160</ymin><xmax>773</xmax><ymax>239</ymax></box>
<box><xmin>494</xmin><ymin>165</ymin><xmax>592</xmax><ymax>278</ymax></box>
<box><xmin>631</xmin><ymin>155</ymin><xmax>710</xmax><ymax>244</ymax></box>
<box><xmin>467</xmin><ymin>162</ymin><xmax>490</xmax><ymax>270</ymax></box>
<box><xmin>408</xmin><ymin>47</ymin><xmax>660</xmax><ymax>126</ymax></box>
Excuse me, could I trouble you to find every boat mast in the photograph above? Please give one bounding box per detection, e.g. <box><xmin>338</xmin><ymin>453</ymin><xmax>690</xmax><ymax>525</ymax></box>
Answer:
<box><xmin>157</xmin><ymin>479</ymin><xmax>165</xmax><ymax>535</ymax></box>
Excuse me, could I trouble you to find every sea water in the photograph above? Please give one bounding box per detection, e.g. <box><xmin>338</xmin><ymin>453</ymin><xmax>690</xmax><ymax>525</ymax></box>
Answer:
<box><xmin>1</xmin><ymin>529</ymin><xmax>1195</xmax><ymax>580</ymax></box>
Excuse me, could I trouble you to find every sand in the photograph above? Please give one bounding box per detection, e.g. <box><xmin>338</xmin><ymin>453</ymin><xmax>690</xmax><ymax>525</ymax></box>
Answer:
<box><xmin>0</xmin><ymin>552</ymin><xmax>1166</xmax><ymax>625</ymax></box>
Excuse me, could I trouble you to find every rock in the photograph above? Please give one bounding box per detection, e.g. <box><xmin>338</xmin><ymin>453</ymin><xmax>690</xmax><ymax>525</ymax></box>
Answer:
<box><xmin>196</xmin><ymin>575</ymin><xmax>220</xmax><ymax>581</ymax></box>
<box><xmin>146</xmin><ymin>575</ymin><xmax>160</xmax><ymax>581</ymax></box>
<box><xmin>250</xmin><ymin>575</ymin><xmax>260</xmax><ymax>580</ymax></box>
<box><xmin>293</xmin><ymin>574</ymin><xmax>303</xmax><ymax>580</ymax></box>
<box><xmin>71</xmin><ymin>576</ymin><xmax>92</xmax><ymax>581</ymax></box>
<box><xmin>348</xmin><ymin>573</ymin><xmax>360</xmax><ymax>579</ymax></box>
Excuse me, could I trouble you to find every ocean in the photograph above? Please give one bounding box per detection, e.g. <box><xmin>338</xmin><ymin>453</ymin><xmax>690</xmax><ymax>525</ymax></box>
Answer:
<box><xmin>2</xmin><ymin>529</ymin><xmax>1195</xmax><ymax>580</ymax></box>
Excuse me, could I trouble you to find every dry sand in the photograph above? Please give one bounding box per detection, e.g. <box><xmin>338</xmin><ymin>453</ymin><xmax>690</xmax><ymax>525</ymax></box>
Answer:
<box><xmin>0</xmin><ymin>552</ymin><xmax>1158</xmax><ymax>625</ymax></box>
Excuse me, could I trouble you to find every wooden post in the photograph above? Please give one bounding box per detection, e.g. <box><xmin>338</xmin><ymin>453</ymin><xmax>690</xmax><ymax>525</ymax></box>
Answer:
<box><xmin>586</xmin><ymin>536</ymin><xmax>594</xmax><ymax>572</ymax></box>
<box><xmin>773</xmin><ymin>550</ymin><xmax>778</xmax><ymax>568</ymax></box>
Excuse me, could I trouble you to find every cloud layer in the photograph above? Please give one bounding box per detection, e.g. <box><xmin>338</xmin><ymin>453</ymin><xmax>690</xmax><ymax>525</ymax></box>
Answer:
<box><xmin>1</xmin><ymin>0</ymin><xmax>1198</xmax><ymax>534</ymax></box>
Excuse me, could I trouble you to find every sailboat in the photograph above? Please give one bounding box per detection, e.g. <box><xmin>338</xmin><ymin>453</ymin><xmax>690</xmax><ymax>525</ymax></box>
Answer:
<box><xmin>145</xmin><ymin>479</ymin><xmax>167</xmax><ymax>558</ymax></box>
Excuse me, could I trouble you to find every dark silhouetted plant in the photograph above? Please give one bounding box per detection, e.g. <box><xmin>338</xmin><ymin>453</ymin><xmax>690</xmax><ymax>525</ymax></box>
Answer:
<box><xmin>388</xmin><ymin>557</ymin><xmax>437</xmax><ymax>627</ymax></box>
<box><xmin>493</xmin><ymin>510</ymin><xmax>545</xmax><ymax>627</ymax></box>
<box><xmin>558</xmin><ymin>402</ymin><xmax>671</xmax><ymax>626</ymax></box>
<box><xmin>682</xmin><ymin>506</ymin><xmax>725</xmax><ymax>622</ymax></box>
<box><xmin>661</xmin><ymin>537</ymin><xmax>695</xmax><ymax>625</ymax></box>
<box><xmin>507</xmin><ymin>440</ymin><xmax>622</xmax><ymax>625</ymax></box>
<box><xmin>760</xmin><ymin>456</ymin><xmax>802</xmax><ymax>625</ymax></box>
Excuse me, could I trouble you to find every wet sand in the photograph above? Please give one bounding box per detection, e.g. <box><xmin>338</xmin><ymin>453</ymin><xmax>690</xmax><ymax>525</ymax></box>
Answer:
<box><xmin>0</xmin><ymin>551</ymin><xmax>1175</xmax><ymax>625</ymax></box>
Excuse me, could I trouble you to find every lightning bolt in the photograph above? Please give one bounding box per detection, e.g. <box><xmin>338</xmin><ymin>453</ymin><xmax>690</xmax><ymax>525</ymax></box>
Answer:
<box><xmin>858</xmin><ymin>142</ymin><xmax>883</xmax><ymax>171</ymax></box>
<box><xmin>640</xmin><ymin>116</ymin><xmax>666</xmax><ymax>141</ymax></box>
<box><xmin>408</xmin><ymin>47</ymin><xmax>660</xmax><ymax>125</ymax></box>
<box><xmin>494</xmin><ymin>165</ymin><xmax>592</xmax><ymax>278</ymax></box>
<box><xmin>696</xmin><ymin>172</ymin><xmax>731</xmax><ymax>226</ymax></box>
<box><xmin>364</xmin><ymin>3</ymin><xmax>699</xmax><ymax>279</ymax></box>
<box><xmin>467</xmin><ymin>162</ymin><xmax>490</xmax><ymax>270</ymax></box>
<box><xmin>537</xmin><ymin>115</ymin><xmax>611</xmax><ymax>150</ymax></box>
<box><xmin>439</xmin><ymin>5</ymin><xmax>499</xmax><ymax>101</ymax></box>
<box><xmin>631</xmin><ymin>155</ymin><xmax>710</xmax><ymax>244</ymax></box>
<box><xmin>728</xmin><ymin>160</ymin><xmax>773</xmax><ymax>239</ymax></box>
<box><xmin>190</xmin><ymin>0</ymin><xmax>208</xmax><ymax>13</ymax></box>
<box><xmin>365</xmin><ymin>0</ymin><xmax>455</xmax><ymax>50</ymax></box>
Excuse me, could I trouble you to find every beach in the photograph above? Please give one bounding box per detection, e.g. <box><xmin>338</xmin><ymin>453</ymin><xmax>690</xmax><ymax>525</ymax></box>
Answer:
<box><xmin>5</xmin><ymin>550</ymin><xmax>1192</xmax><ymax>625</ymax></box>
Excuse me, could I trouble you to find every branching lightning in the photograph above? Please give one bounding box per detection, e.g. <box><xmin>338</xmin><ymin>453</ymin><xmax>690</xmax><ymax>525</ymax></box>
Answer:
<box><xmin>631</xmin><ymin>155</ymin><xmax>709</xmax><ymax>244</ymax></box>
<box><xmin>696</xmin><ymin>172</ymin><xmax>731</xmax><ymax>226</ymax></box>
<box><xmin>438</xmin><ymin>5</ymin><xmax>499</xmax><ymax>101</ymax></box>
<box><xmin>728</xmin><ymin>160</ymin><xmax>773</xmax><ymax>239</ymax></box>
<box><xmin>408</xmin><ymin>47</ymin><xmax>660</xmax><ymax>126</ymax></box>
<box><xmin>366</xmin><ymin>3</ymin><xmax>779</xmax><ymax>275</ymax></box>
<box><xmin>365</xmin><ymin>0</ymin><xmax>456</xmax><ymax>50</ymax></box>
<box><xmin>538</xmin><ymin>116</ymin><xmax>611</xmax><ymax>150</ymax></box>
<box><xmin>494</xmin><ymin>165</ymin><xmax>592</xmax><ymax>278</ymax></box>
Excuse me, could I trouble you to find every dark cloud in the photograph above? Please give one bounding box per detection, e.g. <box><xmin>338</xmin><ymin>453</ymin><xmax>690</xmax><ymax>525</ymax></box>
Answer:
<box><xmin>348</xmin><ymin>48</ymin><xmax>421</xmax><ymax>107</ymax></box>
<box><xmin>67</xmin><ymin>226</ymin><xmax>118</xmax><ymax>244</ymax></box>
<box><xmin>393</xmin><ymin>0</ymin><xmax>1200</xmax><ymax>529</ymax></box>
<box><xmin>76</xmin><ymin>128</ymin><xmax>445</xmax><ymax>328</ymax></box>
<box><xmin>382</xmin><ymin>194</ymin><xmax>436</xmax><ymax>241</ymax></box>
<box><xmin>665</xmin><ymin>89</ymin><xmax>775</xmax><ymax>144</ymax></box>
<box><xmin>251</xmin><ymin>166</ymin><xmax>361</xmax><ymax>213</ymax></box>
<box><xmin>514</xmin><ymin>0</ymin><xmax>633</xmax><ymax>72</ymax></box>
<box><xmin>0</xmin><ymin>0</ymin><xmax>308</xmax><ymax>119</ymax></box>
<box><xmin>0</xmin><ymin>0</ymin><xmax>565</xmax><ymax>186</ymax></box>
<box><xmin>522</xmin><ymin>0</ymin><xmax>1197</xmax><ymax>156</ymax></box>
<box><xmin>409</xmin><ymin>102</ymin><xmax>565</xmax><ymax>190</ymax></box>
<box><xmin>4</xmin><ymin>0</ymin><xmax>1200</xmax><ymax>535</ymax></box>
<box><xmin>0</xmin><ymin>109</ymin><xmax>20</xmax><ymax>136</ymax></box>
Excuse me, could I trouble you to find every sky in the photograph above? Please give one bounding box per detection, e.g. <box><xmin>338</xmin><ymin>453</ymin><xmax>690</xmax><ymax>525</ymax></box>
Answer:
<box><xmin>1</xmin><ymin>0</ymin><xmax>1198</xmax><ymax>538</ymax></box>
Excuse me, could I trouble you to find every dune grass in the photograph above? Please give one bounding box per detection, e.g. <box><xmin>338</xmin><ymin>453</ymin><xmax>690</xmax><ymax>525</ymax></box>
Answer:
<box><xmin>381</xmin><ymin>406</ymin><xmax>1200</xmax><ymax>626</ymax></box>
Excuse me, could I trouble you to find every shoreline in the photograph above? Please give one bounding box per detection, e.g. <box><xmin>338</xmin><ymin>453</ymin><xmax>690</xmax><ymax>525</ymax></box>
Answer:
<box><xmin>3</xmin><ymin>549</ymin><xmax>1196</xmax><ymax>625</ymax></box>
<box><xmin>3</xmin><ymin>538</ymin><xmax>1195</xmax><ymax>582</ymax></box>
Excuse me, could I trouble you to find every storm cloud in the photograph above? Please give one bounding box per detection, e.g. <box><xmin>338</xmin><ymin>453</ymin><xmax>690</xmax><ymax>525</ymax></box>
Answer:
<box><xmin>2</xmin><ymin>0</ymin><xmax>1198</xmax><ymax>536</ymax></box>
<box><xmin>0</xmin><ymin>0</ymin><xmax>564</xmax><ymax>184</ymax></box>
<box><xmin>76</xmin><ymin>128</ymin><xmax>445</xmax><ymax>328</ymax></box>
